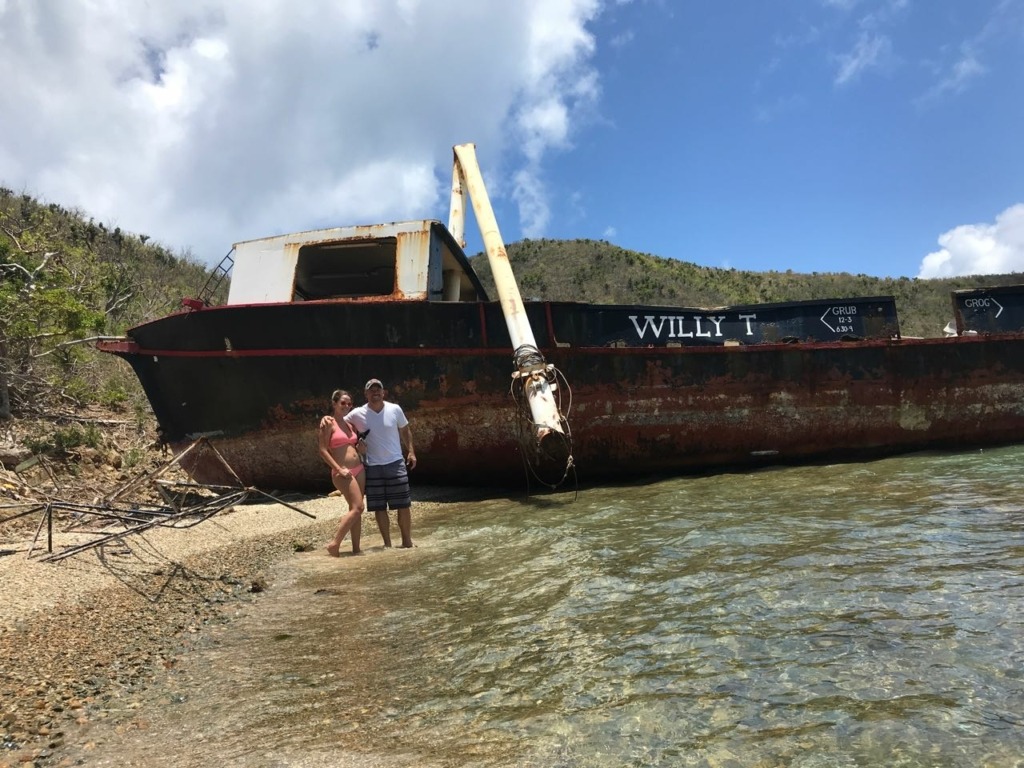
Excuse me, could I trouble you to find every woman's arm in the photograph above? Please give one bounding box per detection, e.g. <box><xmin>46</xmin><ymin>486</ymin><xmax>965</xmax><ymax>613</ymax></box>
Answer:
<box><xmin>318</xmin><ymin>417</ymin><xmax>346</xmax><ymax>474</ymax></box>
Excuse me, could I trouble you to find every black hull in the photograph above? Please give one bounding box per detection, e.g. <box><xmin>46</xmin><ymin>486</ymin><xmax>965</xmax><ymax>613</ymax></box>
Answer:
<box><xmin>99</xmin><ymin>299</ymin><xmax>1024</xmax><ymax>491</ymax></box>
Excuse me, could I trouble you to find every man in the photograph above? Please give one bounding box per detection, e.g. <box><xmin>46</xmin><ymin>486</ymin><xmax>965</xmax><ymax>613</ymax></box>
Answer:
<box><xmin>345</xmin><ymin>378</ymin><xmax>416</xmax><ymax>548</ymax></box>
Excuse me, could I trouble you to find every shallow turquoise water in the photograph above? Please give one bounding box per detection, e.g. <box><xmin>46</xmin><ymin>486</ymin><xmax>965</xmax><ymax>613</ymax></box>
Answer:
<box><xmin>69</xmin><ymin>447</ymin><xmax>1024</xmax><ymax>766</ymax></box>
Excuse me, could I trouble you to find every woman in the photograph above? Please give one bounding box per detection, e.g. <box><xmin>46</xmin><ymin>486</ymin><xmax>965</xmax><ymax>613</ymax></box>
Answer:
<box><xmin>318</xmin><ymin>389</ymin><xmax>365</xmax><ymax>555</ymax></box>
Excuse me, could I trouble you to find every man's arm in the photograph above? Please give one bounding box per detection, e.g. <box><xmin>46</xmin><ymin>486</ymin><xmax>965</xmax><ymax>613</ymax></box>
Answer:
<box><xmin>399</xmin><ymin>424</ymin><xmax>416</xmax><ymax>469</ymax></box>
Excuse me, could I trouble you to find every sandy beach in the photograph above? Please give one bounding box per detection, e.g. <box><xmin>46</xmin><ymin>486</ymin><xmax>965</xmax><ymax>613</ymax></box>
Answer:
<box><xmin>0</xmin><ymin>493</ymin><xmax>442</xmax><ymax>768</ymax></box>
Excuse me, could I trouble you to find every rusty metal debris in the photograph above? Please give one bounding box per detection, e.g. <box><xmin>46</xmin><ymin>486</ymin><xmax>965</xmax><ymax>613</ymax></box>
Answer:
<box><xmin>0</xmin><ymin>438</ymin><xmax>315</xmax><ymax>563</ymax></box>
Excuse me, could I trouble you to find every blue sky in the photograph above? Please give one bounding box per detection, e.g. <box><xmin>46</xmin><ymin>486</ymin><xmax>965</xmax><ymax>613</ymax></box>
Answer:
<box><xmin>542</xmin><ymin>0</ymin><xmax>1024</xmax><ymax>278</ymax></box>
<box><xmin>1</xmin><ymin>0</ymin><xmax>1022</xmax><ymax>279</ymax></box>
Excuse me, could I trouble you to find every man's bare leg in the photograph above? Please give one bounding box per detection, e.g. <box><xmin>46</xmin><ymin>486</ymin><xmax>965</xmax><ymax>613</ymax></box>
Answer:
<box><xmin>375</xmin><ymin>509</ymin><xmax>392</xmax><ymax>548</ymax></box>
<box><xmin>397</xmin><ymin>507</ymin><xmax>413</xmax><ymax>548</ymax></box>
<box><xmin>351</xmin><ymin>514</ymin><xmax>362</xmax><ymax>554</ymax></box>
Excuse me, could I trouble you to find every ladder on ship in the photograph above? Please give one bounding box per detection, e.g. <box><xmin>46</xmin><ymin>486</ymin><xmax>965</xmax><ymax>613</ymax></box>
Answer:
<box><xmin>194</xmin><ymin>249</ymin><xmax>234</xmax><ymax>308</ymax></box>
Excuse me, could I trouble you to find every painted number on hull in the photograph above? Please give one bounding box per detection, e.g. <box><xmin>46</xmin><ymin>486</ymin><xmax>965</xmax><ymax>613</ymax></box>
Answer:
<box><xmin>820</xmin><ymin>305</ymin><xmax>857</xmax><ymax>334</ymax></box>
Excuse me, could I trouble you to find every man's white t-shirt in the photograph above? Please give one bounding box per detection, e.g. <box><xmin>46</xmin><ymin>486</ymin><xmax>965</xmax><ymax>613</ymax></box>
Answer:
<box><xmin>346</xmin><ymin>401</ymin><xmax>408</xmax><ymax>466</ymax></box>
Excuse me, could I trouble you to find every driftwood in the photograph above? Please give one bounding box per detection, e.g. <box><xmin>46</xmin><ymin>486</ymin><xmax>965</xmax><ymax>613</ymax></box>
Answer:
<box><xmin>0</xmin><ymin>444</ymin><xmax>31</xmax><ymax>470</ymax></box>
<box><xmin>0</xmin><ymin>437</ymin><xmax>315</xmax><ymax>562</ymax></box>
<box><xmin>51</xmin><ymin>414</ymin><xmax>133</xmax><ymax>427</ymax></box>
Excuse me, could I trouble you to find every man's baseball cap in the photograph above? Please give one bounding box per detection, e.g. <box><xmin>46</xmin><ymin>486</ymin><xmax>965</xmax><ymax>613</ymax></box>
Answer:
<box><xmin>364</xmin><ymin>378</ymin><xmax>384</xmax><ymax>390</ymax></box>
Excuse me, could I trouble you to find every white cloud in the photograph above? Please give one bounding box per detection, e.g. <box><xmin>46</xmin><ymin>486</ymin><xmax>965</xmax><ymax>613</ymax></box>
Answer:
<box><xmin>512</xmin><ymin>0</ymin><xmax>601</xmax><ymax>236</ymax></box>
<box><xmin>944</xmin><ymin>52</ymin><xmax>986</xmax><ymax>91</ymax></box>
<box><xmin>916</xmin><ymin>49</ymin><xmax>986</xmax><ymax>105</ymax></box>
<box><xmin>918</xmin><ymin>204</ymin><xmax>1024</xmax><ymax>278</ymax></box>
<box><xmin>821</xmin><ymin>0</ymin><xmax>861</xmax><ymax>10</ymax></box>
<box><xmin>833</xmin><ymin>32</ymin><xmax>893</xmax><ymax>85</ymax></box>
<box><xmin>754</xmin><ymin>94</ymin><xmax>807</xmax><ymax>123</ymax></box>
<box><xmin>609</xmin><ymin>29</ymin><xmax>634</xmax><ymax>49</ymax></box>
<box><xmin>857</xmin><ymin>0</ymin><xmax>909</xmax><ymax>31</ymax></box>
<box><xmin>0</xmin><ymin>0</ymin><xmax>602</xmax><ymax>262</ymax></box>
<box><xmin>512</xmin><ymin>167</ymin><xmax>550</xmax><ymax>238</ymax></box>
<box><xmin>915</xmin><ymin>1</ymin><xmax>1022</xmax><ymax>106</ymax></box>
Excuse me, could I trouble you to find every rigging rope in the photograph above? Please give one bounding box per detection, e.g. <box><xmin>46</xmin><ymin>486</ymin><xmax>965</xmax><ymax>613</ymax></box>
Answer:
<box><xmin>509</xmin><ymin>344</ymin><xmax>577</xmax><ymax>496</ymax></box>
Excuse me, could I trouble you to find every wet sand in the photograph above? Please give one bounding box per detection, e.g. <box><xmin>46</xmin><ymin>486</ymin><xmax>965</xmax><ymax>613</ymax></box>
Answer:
<box><xmin>0</xmin><ymin>494</ymin><xmax>453</xmax><ymax>767</ymax></box>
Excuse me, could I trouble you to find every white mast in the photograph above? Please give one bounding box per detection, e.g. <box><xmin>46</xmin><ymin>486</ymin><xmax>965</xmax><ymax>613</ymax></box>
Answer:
<box><xmin>450</xmin><ymin>143</ymin><xmax>565</xmax><ymax>441</ymax></box>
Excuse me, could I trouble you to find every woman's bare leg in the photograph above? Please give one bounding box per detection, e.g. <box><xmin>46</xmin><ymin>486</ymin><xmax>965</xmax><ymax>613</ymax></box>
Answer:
<box><xmin>327</xmin><ymin>472</ymin><xmax>364</xmax><ymax>556</ymax></box>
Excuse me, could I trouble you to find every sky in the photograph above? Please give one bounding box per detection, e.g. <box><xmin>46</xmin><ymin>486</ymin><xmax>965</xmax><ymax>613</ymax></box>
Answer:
<box><xmin>1</xmin><ymin>0</ymin><xmax>1023</xmax><ymax>279</ymax></box>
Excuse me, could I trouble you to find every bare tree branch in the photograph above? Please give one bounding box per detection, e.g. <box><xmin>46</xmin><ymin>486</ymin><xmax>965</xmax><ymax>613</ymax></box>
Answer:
<box><xmin>0</xmin><ymin>220</ymin><xmax>31</xmax><ymax>250</ymax></box>
<box><xmin>1</xmin><ymin>221</ymin><xmax>59</xmax><ymax>281</ymax></box>
<box><xmin>33</xmin><ymin>336</ymin><xmax>127</xmax><ymax>359</ymax></box>
<box><xmin>1</xmin><ymin>261</ymin><xmax>33</xmax><ymax>280</ymax></box>
<box><xmin>104</xmin><ymin>291</ymin><xmax>135</xmax><ymax>316</ymax></box>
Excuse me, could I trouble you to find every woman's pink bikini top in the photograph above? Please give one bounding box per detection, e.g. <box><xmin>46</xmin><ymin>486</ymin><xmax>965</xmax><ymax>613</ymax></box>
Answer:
<box><xmin>329</xmin><ymin>420</ymin><xmax>358</xmax><ymax>449</ymax></box>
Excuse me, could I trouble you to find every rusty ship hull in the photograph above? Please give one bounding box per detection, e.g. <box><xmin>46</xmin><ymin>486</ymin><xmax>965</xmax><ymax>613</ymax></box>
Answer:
<box><xmin>99</xmin><ymin>296</ymin><xmax>1024</xmax><ymax>490</ymax></box>
<box><xmin>95</xmin><ymin>155</ymin><xmax>1024</xmax><ymax>492</ymax></box>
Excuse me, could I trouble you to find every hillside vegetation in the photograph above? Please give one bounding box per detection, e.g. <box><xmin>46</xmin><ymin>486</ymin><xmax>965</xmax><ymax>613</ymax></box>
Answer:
<box><xmin>0</xmin><ymin>189</ymin><xmax>222</xmax><ymax>424</ymax></box>
<box><xmin>470</xmin><ymin>239</ymin><xmax>1022</xmax><ymax>339</ymax></box>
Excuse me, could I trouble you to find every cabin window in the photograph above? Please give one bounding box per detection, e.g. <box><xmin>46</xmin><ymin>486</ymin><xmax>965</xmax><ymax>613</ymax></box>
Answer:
<box><xmin>292</xmin><ymin>239</ymin><xmax>397</xmax><ymax>300</ymax></box>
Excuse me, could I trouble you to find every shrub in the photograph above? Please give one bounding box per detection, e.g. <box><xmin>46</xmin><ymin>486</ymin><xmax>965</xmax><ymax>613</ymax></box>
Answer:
<box><xmin>22</xmin><ymin>422</ymin><xmax>103</xmax><ymax>456</ymax></box>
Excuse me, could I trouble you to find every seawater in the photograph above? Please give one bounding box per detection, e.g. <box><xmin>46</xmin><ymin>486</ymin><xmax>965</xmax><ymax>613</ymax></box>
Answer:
<box><xmin>68</xmin><ymin>447</ymin><xmax>1024</xmax><ymax>767</ymax></box>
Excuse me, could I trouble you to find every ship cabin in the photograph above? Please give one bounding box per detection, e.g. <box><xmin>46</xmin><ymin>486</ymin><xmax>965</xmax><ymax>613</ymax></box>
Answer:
<box><xmin>225</xmin><ymin>220</ymin><xmax>489</xmax><ymax>306</ymax></box>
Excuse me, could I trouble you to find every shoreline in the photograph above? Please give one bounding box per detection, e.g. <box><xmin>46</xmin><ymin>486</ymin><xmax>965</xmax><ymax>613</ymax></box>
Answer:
<box><xmin>0</xmin><ymin>493</ymin><xmax>452</xmax><ymax>767</ymax></box>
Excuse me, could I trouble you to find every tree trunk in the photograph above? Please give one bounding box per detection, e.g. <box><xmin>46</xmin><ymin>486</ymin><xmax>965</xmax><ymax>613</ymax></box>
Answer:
<box><xmin>0</xmin><ymin>342</ymin><xmax>10</xmax><ymax>420</ymax></box>
<box><xmin>0</xmin><ymin>375</ymin><xmax>9</xmax><ymax>419</ymax></box>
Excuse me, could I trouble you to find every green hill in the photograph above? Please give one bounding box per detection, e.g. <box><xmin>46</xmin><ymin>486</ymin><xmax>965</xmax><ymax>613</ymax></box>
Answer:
<box><xmin>470</xmin><ymin>238</ymin><xmax>1023</xmax><ymax>339</ymax></box>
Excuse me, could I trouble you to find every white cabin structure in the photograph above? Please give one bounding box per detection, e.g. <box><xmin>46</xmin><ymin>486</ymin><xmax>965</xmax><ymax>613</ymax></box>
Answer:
<box><xmin>226</xmin><ymin>220</ymin><xmax>486</xmax><ymax>306</ymax></box>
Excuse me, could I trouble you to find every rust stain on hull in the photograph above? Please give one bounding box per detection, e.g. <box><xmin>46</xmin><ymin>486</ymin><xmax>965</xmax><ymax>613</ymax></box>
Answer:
<box><xmin>168</xmin><ymin>335</ymin><xmax>1024</xmax><ymax>491</ymax></box>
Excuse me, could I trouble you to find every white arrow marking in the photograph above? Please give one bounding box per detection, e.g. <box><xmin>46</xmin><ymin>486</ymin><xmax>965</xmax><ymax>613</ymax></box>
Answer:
<box><xmin>820</xmin><ymin>308</ymin><xmax>836</xmax><ymax>333</ymax></box>
<box><xmin>993</xmin><ymin>298</ymin><xmax>1004</xmax><ymax>318</ymax></box>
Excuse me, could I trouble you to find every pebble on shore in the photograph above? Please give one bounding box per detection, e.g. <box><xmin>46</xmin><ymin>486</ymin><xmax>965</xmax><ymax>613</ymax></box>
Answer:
<box><xmin>0</xmin><ymin>496</ymin><xmax>354</xmax><ymax>768</ymax></box>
